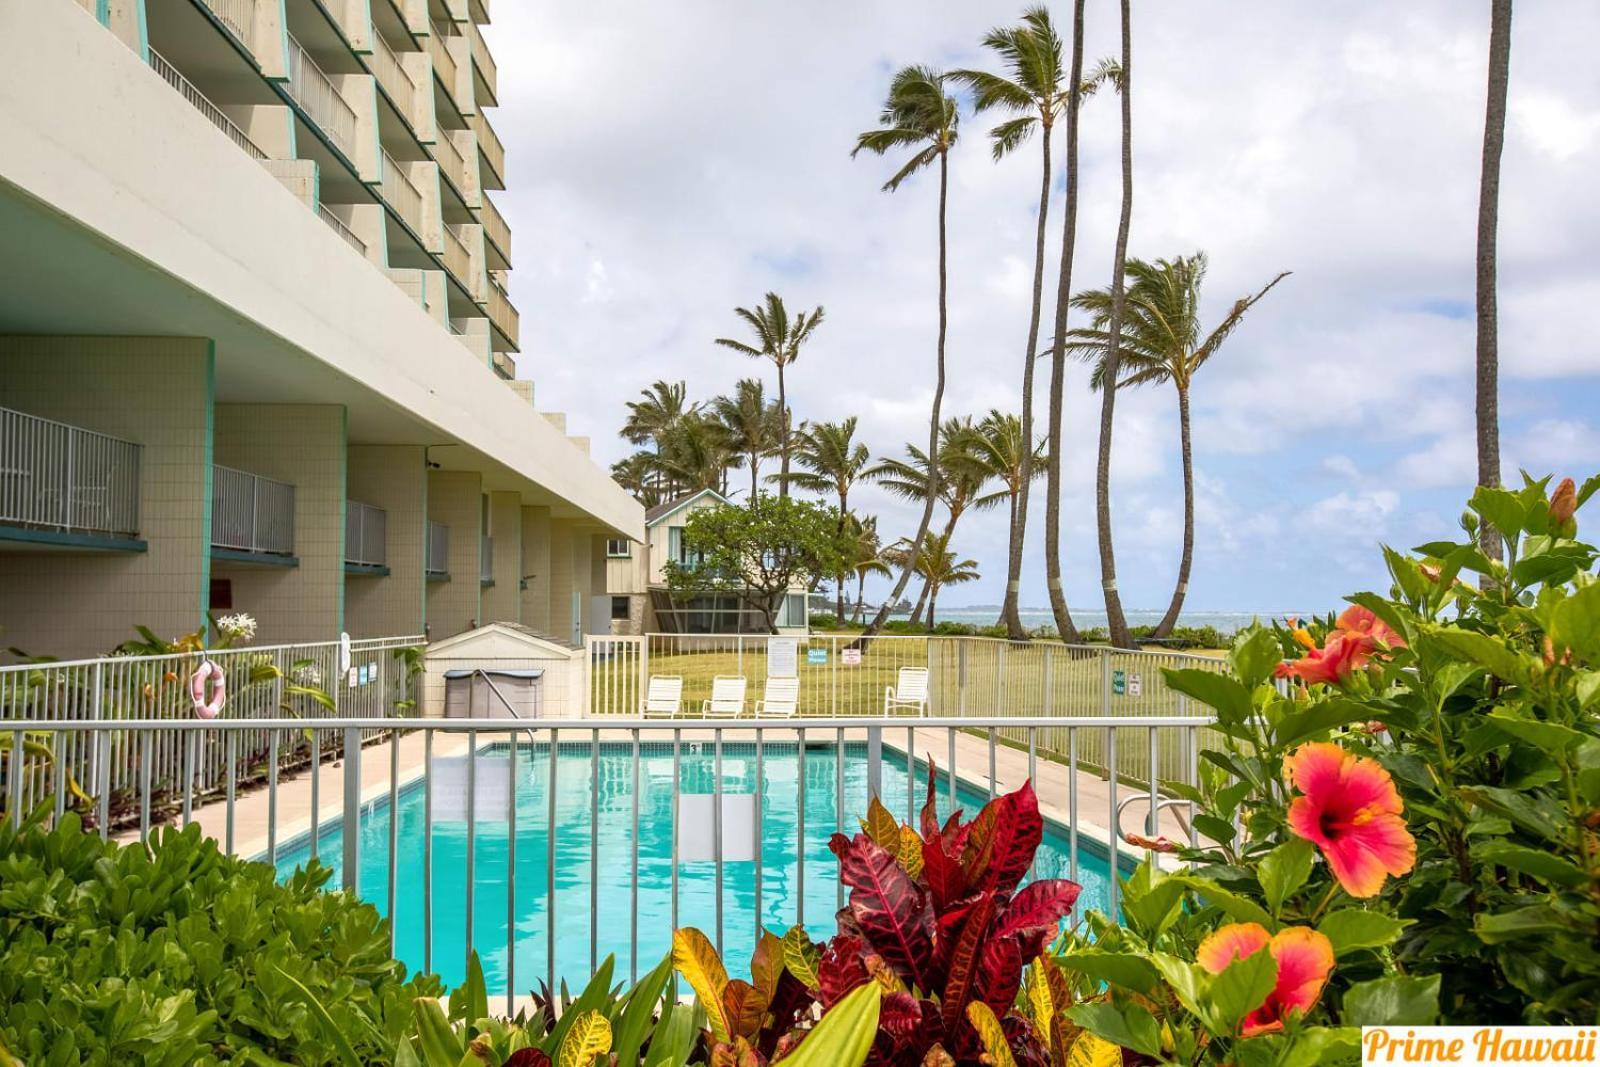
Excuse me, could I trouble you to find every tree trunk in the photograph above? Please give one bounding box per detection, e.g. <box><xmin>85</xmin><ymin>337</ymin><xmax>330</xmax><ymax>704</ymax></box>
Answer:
<box><xmin>1043</xmin><ymin>0</ymin><xmax>1087</xmax><ymax>646</ymax></box>
<box><xmin>1002</xmin><ymin>122</ymin><xmax>1054</xmax><ymax>641</ymax></box>
<box><xmin>861</xmin><ymin>149</ymin><xmax>951</xmax><ymax>642</ymax></box>
<box><xmin>777</xmin><ymin>362</ymin><xmax>790</xmax><ymax>500</ymax></box>
<box><xmin>1095</xmin><ymin>0</ymin><xmax>1136</xmax><ymax>650</ymax></box>
<box><xmin>1476</xmin><ymin>0</ymin><xmax>1511</xmax><ymax>563</ymax></box>
<box><xmin>750</xmin><ymin>453</ymin><xmax>759</xmax><ymax>500</ymax></box>
<box><xmin>855</xmin><ymin>572</ymin><xmax>867</xmax><ymax>623</ymax></box>
<box><xmin>928</xmin><ymin>586</ymin><xmax>939</xmax><ymax>631</ymax></box>
<box><xmin>909</xmin><ymin>578</ymin><xmax>931</xmax><ymax>628</ymax></box>
<box><xmin>1151</xmin><ymin>386</ymin><xmax>1194</xmax><ymax>638</ymax></box>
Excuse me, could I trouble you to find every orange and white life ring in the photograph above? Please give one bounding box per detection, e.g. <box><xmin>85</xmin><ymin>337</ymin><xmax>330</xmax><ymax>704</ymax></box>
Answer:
<box><xmin>190</xmin><ymin>660</ymin><xmax>227</xmax><ymax>719</ymax></box>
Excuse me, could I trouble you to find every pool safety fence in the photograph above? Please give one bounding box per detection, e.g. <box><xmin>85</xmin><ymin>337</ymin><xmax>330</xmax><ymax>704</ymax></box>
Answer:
<box><xmin>1</xmin><ymin>713</ymin><xmax>1214</xmax><ymax>1008</ymax></box>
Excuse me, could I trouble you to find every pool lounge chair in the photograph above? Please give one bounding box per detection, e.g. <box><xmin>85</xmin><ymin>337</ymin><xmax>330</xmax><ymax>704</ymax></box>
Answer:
<box><xmin>701</xmin><ymin>675</ymin><xmax>748</xmax><ymax>718</ymax></box>
<box><xmin>754</xmin><ymin>676</ymin><xmax>800</xmax><ymax>718</ymax></box>
<box><xmin>643</xmin><ymin>675</ymin><xmax>684</xmax><ymax>718</ymax></box>
<box><xmin>883</xmin><ymin>666</ymin><xmax>929</xmax><ymax>717</ymax></box>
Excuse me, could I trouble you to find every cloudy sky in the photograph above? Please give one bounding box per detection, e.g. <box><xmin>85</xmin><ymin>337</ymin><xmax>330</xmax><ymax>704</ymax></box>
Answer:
<box><xmin>484</xmin><ymin>2</ymin><xmax>1600</xmax><ymax>618</ymax></box>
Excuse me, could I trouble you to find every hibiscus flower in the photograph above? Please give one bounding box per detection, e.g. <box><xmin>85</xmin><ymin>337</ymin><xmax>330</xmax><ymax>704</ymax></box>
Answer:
<box><xmin>1196</xmin><ymin>923</ymin><xmax>1335</xmax><ymax>1037</ymax></box>
<box><xmin>1285</xmin><ymin>743</ymin><xmax>1416</xmax><ymax>898</ymax></box>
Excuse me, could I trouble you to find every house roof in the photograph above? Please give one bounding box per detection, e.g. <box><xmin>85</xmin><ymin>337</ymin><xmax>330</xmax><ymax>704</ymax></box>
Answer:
<box><xmin>644</xmin><ymin>487</ymin><xmax>729</xmax><ymax>526</ymax></box>
<box><xmin>426</xmin><ymin>621</ymin><xmax>581</xmax><ymax>655</ymax></box>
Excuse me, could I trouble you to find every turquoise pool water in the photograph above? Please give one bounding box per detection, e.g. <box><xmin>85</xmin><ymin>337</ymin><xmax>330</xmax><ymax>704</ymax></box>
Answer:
<box><xmin>272</xmin><ymin>742</ymin><xmax>1119</xmax><ymax>991</ymax></box>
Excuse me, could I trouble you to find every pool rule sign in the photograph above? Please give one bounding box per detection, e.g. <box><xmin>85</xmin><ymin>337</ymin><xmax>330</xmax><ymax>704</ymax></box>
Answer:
<box><xmin>768</xmin><ymin>637</ymin><xmax>798</xmax><ymax>678</ymax></box>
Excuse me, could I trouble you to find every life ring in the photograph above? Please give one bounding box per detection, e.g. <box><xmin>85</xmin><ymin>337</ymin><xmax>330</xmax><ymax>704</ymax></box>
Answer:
<box><xmin>190</xmin><ymin>660</ymin><xmax>227</xmax><ymax>719</ymax></box>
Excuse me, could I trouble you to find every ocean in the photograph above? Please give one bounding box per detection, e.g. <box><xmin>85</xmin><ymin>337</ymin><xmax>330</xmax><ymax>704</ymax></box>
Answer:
<box><xmin>898</xmin><ymin>608</ymin><xmax>1309</xmax><ymax>634</ymax></box>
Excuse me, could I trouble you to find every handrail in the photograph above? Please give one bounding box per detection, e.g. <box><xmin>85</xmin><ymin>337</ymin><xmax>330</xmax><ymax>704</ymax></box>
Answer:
<box><xmin>0</xmin><ymin>406</ymin><xmax>142</xmax><ymax>537</ymax></box>
<box><xmin>318</xmin><ymin>205</ymin><xmax>367</xmax><ymax>254</ymax></box>
<box><xmin>369</xmin><ymin>29</ymin><xmax>416</xmax><ymax>114</ymax></box>
<box><xmin>287</xmin><ymin>34</ymin><xmax>358</xmax><ymax>158</ymax></box>
<box><xmin>148</xmin><ymin>49</ymin><xmax>267</xmax><ymax>162</ymax></box>
<box><xmin>380</xmin><ymin>150</ymin><xmax>426</xmax><ymax>235</ymax></box>
<box><xmin>211</xmin><ymin>464</ymin><xmax>294</xmax><ymax>555</ymax></box>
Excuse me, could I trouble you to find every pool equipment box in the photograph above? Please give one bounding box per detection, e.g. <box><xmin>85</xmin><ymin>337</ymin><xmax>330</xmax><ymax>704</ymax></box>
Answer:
<box><xmin>677</xmin><ymin>793</ymin><xmax>758</xmax><ymax>862</ymax></box>
<box><xmin>444</xmin><ymin>668</ymin><xmax>544</xmax><ymax>718</ymax></box>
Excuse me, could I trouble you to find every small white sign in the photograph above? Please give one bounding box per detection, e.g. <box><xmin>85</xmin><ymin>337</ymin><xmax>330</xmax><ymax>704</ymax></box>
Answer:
<box><xmin>347</xmin><ymin>667</ymin><xmax>359</xmax><ymax>689</ymax></box>
<box><xmin>428</xmin><ymin>755</ymin><xmax>515</xmax><ymax>822</ymax></box>
<box><xmin>768</xmin><ymin>638</ymin><xmax>799</xmax><ymax>678</ymax></box>
<box><xmin>678</xmin><ymin>793</ymin><xmax>758</xmax><ymax>862</ymax></box>
<box><xmin>841</xmin><ymin>648</ymin><xmax>863</xmax><ymax>666</ymax></box>
<box><xmin>1129</xmin><ymin>672</ymin><xmax>1142</xmax><ymax>697</ymax></box>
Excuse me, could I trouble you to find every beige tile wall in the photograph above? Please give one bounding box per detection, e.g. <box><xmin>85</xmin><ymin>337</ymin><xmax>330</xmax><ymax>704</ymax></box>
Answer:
<box><xmin>482</xmin><ymin>489</ymin><xmax>521</xmax><ymax>624</ymax></box>
<box><xmin>519</xmin><ymin>505</ymin><xmax>551</xmax><ymax>634</ymax></box>
<box><xmin>546</xmin><ymin>518</ymin><xmax>575</xmax><ymax>645</ymax></box>
<box><xmin>425</xmin><ymin>469</ymin><xmax>481</xmax><ymax>639</ymax></box>
<box><xmin>212</xmin><ymin>404</ymin><xmax>346</xmax><ymax>643</ymax></box>
<box><xmin>0</xmin><ymin>337</ymin><xmax>211</xmax><ymax>658</ymax></box>
<box><xmin>345</xmin><ymin>445</ymin><xmax>426</xmax><ymax>639</ymax></box>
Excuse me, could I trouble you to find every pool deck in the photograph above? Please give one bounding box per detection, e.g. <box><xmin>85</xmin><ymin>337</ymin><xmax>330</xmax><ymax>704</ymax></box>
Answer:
<box><xmin>115</xmin><ymin>720</ymin><xmax>1190</xmax><ymax>865</ymax></box>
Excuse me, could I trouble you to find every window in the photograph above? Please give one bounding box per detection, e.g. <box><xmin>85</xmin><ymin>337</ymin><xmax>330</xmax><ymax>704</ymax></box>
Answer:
<box><xmin>776</xmin><ymin>593</ymin><xmax>808</xmax><ymax>628</ymax></box>
<box><xmin>606</xmin><ymin>538</ymin><xmax>632</xmax><ymax>558</ymax></box>
<box><xmin>611</xmin><ymin>596</ymin><xmax>631</xmax><ymax>621</ymax></box>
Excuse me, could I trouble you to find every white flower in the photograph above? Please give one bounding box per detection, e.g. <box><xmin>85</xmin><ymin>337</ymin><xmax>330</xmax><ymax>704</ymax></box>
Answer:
<box><xmin>217</xmin><ymin>613</ymin><xmax>257</xmax><ymax>642</ymax></box>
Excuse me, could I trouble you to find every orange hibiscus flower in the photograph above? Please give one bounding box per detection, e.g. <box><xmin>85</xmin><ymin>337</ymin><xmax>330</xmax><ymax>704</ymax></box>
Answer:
<box><xmin>1275</xmin><ymin>606</ymin><xmax>1404</xmax><ymax>686</ymax></box>
<box><xmin>1285</xmin><ymin>743</ymin><xmax>1416</xmax><ymax>898</ymax></box>
<box><xmin>1196</xmin><ymin>923</ymin><xmax>1335</xmax><ymax>1036</ymax></box>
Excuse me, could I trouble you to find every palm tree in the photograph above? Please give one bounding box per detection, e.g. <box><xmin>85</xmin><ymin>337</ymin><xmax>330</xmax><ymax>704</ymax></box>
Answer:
<box><xmin>609</xmin><ymin>452</ymin><xmax>659</xmax><ymax>506</ymax></box>
<box><xmin>1069</xmin><ymin>255</ymin><xmax>1288</xmax><ymax>638</ymax></box>
<box><xmin>950</xmin><ymin>6</ymin><xmax>1069</xmax><ymax>641</ymax></box>
<box><xmin>845</xmin><ymin>514</ymin><xmax>891</xmax><ymax>624</ymax></box>
<box><xmin>654</xmin><ymin>412</ymin><xmax>735</xmax><ymax>496</ymax></box>
<box><xmin>868</xmin><ymin>418</ymin><xmax>1004</xmax><ymax>627</ymax></box>
<box><xmin>902</xmin><ymin>530</ymin><xmax>981</xmax><ymax>630</ymax></box>
<box><xmin>622</xmin><ymin>380</ymin><xmax>695</xmax><ymax>500</ymax></box>
<box><xmin>710</xmin><ymin>378</ymin><xmax>782</xmax><ymax>499</ymax></box>
<box><xmin>1041</xmin><ymin>0</ymin><xmax>1090</xmax><ymax>646</ymax></box>
<box><xmin>1476</xmin><ymin>0</ymin><xmax>1512</xmax><ymax>562</ymax></box>
<box><xmin>853</xmin><ymin>64</ymin><xmax>959</xmax><ymax>639</ymax></box>
<box><xmin>782</xmin><ymin>417</ymin><xmax>874</xmax><ymax>618</ymax></box>
<box><xmin>714</xmin><ymin>294</ymin><xmax>825</xmax><ymax>498</ymax></box>
<box><xmin>1087</xmin><ymin>0</ymin><xmax>1137</xmax><ymax>650</ymax></box>
<box><xmin>960</xmin><ymin>410</ymin><xmax>1047</xmax><ymax>628</ymax></box>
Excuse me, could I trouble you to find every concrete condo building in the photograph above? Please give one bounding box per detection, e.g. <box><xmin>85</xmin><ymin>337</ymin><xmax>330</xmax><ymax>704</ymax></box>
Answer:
<box><xmin>0</xmin><ymin>0</ymin><xmax>643</xmax><ymax>658</ymax></box>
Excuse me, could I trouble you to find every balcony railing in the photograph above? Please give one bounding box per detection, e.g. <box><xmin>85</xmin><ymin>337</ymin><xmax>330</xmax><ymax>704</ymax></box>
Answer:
<box><xmin>426</xmin><ymin>520</ymin><xmax>449</xmax><ymax>576</ymax></box>
<box><xmin>345</xmin><ymin>500</ymin><xmax>387</xmax><ymax>567</ymax></box>
<box><xmin>380</xmin><ymin>150</ymin><xmax>426</xmax><ymax>236</ymax></box>
<box><xmin>442</xmin><ymin>224</ymin><xmax>472</xmax><ymax>285</ymax></box>
<box><xmin>199</xmin><ymin>0</ymin><xmax>256</xmax><ymax>51</ymax></box>
<box><xmin>318</xmin><ymin>205</ymin><xmax>367</xmax><ymax>255</ymax></box>
<box><xmin>466</xmin><ymin>17</ymin><xmax>497</xmax><ymax>102</ymax></box>
<box><xmin>486</xmin><ymin>273</ymin><xmax>518</xmax><ymax>347</ymax></box>
<box><xmin>477</xmin><ymin>193</ymin><xmax>510</xmax><ymax>261</ymax></box>
<box><xmin>425</xmin><ymin>22</ymin><xmax>459</xmax><ymax>104</ymax></box>
<box><xmin>0</xmin><ymin>407</ymin><xmax>142</xmax><ymax>539</ymax></box>
<box><xmin>492</xmin><ymin>350</ymin><xmax>516</xmax><ymax>380</ymax></box>
<box><xmin>480</xmin><ymin>534</ymin><xmax>493</xmax><ymax>583</ymax></box>
<box><xmin>287</xmin><ymin>34</ymin><xmax>358</xmax><ymax>159</ymax></box>
<box><xmin>368</xmin><ymin>30</ymin><xmax>415</xmax><ymax>118</ymax></box>
<box><xmin>431</xmin><ymin>128</ymin><xmax>469</xmax><ymax>197</ymax></box>
<box><xmin>211</xmin><ymin>464</ymin><xmax>295</xmax><ymax>556</ymax></box>
<box><xmin>148</xmin><ymin>49</ymin><xmax>266</xmax><ymax>162</ymax></box>
<box><xmin>469</xmin><ymin>110</ymin><xmax>505</xmax><ymax>185</ymax></box>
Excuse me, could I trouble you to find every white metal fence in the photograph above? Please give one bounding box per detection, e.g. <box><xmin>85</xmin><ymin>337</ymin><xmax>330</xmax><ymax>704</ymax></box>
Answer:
<box><xmin>199</xmin><ymin>0</ymin><xmax>256</xmax><ymax>51</ymax></box>
<box><xmin>345</xmin><ymin>501</ymin><xmax>387</xmax><ymax>567</ymax></box>
<box><xmin>288</xmin><ymin>34</ymin><xmax>358</xmax><ymax>158</ymax></box>
<box><xmin>211</xmin><ymin>464</ymin><xmax>295</xmax><ymax>555</ymax></box>
<box><xmin>0</xmin><ymin>406</ymin><xmax>142</xmax><ymax>538</ymax></box>
<box><xmin>319</xmin><ymin>205</ymin><xmax>368</xmax><ymax>254</ymax></box>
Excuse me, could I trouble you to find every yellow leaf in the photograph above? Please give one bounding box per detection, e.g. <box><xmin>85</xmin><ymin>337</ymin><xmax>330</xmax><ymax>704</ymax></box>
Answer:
<box><xmin>898</xmin><ymin>825</ymin><xmax>925</xmax><ymax>878</ymax></box>
<box><xmin>1024</xmin><ymin>958</ymin><xmax>1054</xmax><ymax>1046</ymax></box>
<box><xmin>1064</xmin><ymin>1031</ymin><xmax>1122</xmax><ymax>1067</ymax></box>
<box><xmin>965</xmin><ymin>1002</ymin><xmax>1017</xmax><ymax>1067</ymax></box>
<box><xmin>782</xmin><ymin>925</ymin><xmax>821</xmax><ymax>991</ymax></box>
<box><xmin>673</xmin><ymin>928</ymin><xmax>731</xmax><ymax>1043</ymax></box>
<box><xmin>556</xmin><ymin>1010</ymin><xmax>612</xmax><ymax>1067</ymax></box>
<box><xmin>862</xmin><ymin>797</ymin><xmax>901</xmax><ymax>856</ymax></box>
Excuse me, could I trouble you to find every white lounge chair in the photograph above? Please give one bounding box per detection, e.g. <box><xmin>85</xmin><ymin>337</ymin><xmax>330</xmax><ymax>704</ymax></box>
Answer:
<box><xmin>643</xmin><ymin>675</ymin><xmax>684</xmax><ymax>718</ymax></box>
<box><xmin>701</xmin><ymin>675</ymin><xmax>748</xmax><ymax>718</ymax></box>
<box><xmin>884</xmin><ymin>667</ymin><xmax>929</xmax><ymax>717</ymax></box>
<box><xmin>754</xmin><ymin>676</ymin><xmax>801</xmax><ymax>718</ymax></box>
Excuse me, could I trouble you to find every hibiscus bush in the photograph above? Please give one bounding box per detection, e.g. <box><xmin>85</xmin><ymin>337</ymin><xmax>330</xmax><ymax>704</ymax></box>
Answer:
<box><xmin>1043</xmin><ymin>473</ymin><xmax>1600</xmax><ymax>1064</ymax></box>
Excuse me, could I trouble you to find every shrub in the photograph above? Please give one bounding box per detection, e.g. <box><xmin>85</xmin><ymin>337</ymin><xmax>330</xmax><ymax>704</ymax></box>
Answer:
<box><xmin>0</xmin><ymin>813</ymin><xmax>435</xmax><ymax>1065</ymax></box>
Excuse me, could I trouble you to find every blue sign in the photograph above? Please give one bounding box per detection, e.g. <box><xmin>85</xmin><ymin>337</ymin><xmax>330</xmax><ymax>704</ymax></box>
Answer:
<box><xmin>806</xmin><ymin>648</ymin><xmax>828</xmax><ymax>666</ymax></box>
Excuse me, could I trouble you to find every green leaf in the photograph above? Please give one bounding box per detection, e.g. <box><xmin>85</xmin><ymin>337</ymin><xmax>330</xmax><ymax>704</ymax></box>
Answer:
<box><xmin>1457</xmin><ymin>786</ymin><xmax>1564</xmax><ymax>842</ymax></box>
<box><xmin>1274</xmin><ymin>699</ymin><xmax>1379</xmax><ymax>750</ymax></box>
<box><xmin>1191</xmin><ymin>814</ymin><xmax>1237</xmax><ymax>846</ymax></box>
<box><xmin>1423</xmin><ymin>628</ymin><xmax>1531</xmax><ymax>685</ymax></box>
<box><xmin>641</xmin><ymin>1004</ymin><xmax>697</xmax><ymax>1067</ymax></box>
<box><xmin>1342</xmin><ymin>975</ymin><xmax>1440</xmax><ymax>1026</ymax></box>
<box><xmin>411</xmin><ymin>999</ymin><xmax>463</xmax><ymax>1067</ymax></box>
<box><xmin>1471</xmin><ymin>841</ymin><xmax>1587</xmax><ymax>887</ymax></box>
<box><xmin>1485</xmin><ymin>709</ymin><xmax>1587</xmax><ymax>754</ymax></box>
<box><xmin>778</xmin><ymin>982</ymin><xmax>880</xmax><ymax>1067</ymax></box>
<box><xmin>1173</xmin><ymin>875</ymin><xmax>1274</xmax><ymax>928</ymax></box>
<box><xmin>1474</xmin><ymin>904</ymin><xmax>1571</xmax><ymax>944</ymax></box>
<box><xmin>1147</xmin><ymin>953</ymin><xmax>1211</xmax><ymax>1025</ymax></box>
<box><xmin>1057</xmin><ymin>951</ymin><xmax>1160</xmax><ymax>995</ymax></box>
<box><xmin>1317</xmin><ymin>910</ymin><xmax>1408</xmax><ymax>956</ymax></box>
<box><xmin>1257</xmin><ymin>838</ymin><xmax>1316</xmax><ymax>916</ymax></box>
<box><xmin>1210</xmin><ymin>949</ymin><xmax>1278</xmax><ymax>1033</ymax></box>
<box><xmin>1383</xmin><ymin>546</ymin><xmax>1431</xmax><ymax>603</ymax></box>
<box><xmin>1161</xmin><ymin>668</ymin><xmax>1254</xmax><ymax>726</ymax></box>
<box><xmin>613</xmin><ymin>953</ymin><xmax>675</xmax><ymax>1066</ymax></box>
<box><xmin>1065</xmin><ymin>1001</ymin><xmax>1163</xmax><ymax>1058</ymax></box>
<box><xmin>1230</xmin><ymin>628</ymin><xmax>1283</xmax><ymax>690</ymax></box>
<box><xmin>1550</xmin><ymin>582</ymin><xmax>1600</xmax><ymax>660</ymax></box>
<box><xmin>1471</xmin><ymin>486</ymin><xmax>1527</xmax><ymax>543</ymax></box>
<box><xmin>274</xmin><ymin>967</ymin><xmax>363</xmax><ymax>1067</ymax></box>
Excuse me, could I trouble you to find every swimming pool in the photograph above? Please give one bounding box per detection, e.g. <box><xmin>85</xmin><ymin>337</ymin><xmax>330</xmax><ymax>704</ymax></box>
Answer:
<box><xmin>271</xmin><ymin>741</ymin><xmax>1122</xmax><ymax>991</ymax></box>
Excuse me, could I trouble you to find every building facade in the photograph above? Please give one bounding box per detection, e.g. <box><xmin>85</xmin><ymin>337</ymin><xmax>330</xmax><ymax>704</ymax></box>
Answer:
<box><xmin>604</xmin><ymin>489</ymin><xmax>810</xmax><ymax>636</ymax></box>
<box><xmin>0</xmin><ymin>0</ymin><xmax>643</xmax><ymax>658</ymax></box>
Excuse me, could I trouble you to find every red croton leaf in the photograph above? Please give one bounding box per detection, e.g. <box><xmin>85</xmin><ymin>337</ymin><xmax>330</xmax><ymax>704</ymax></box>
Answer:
<box><xmin>835</xmin><ymin>833</ymin><xmax>935</xmax><ymax>989</ymax></box>
<box><xmin>939</xmin><ymin>890</ymin><xmax>998</xmax><ymax>1036</ymax></box>
<box><xmin>503</xmin><ymin>1051</ymin><xmax>551</xmax><ymax>1067</ymax></box>
<box><xmin>879</xmin><ymin>990</ymin><xmax>925</xmax><ymax>1044</ymax></box>
<box><xmin>722</xmin><ymin>979</ymin><xmax>767</xmax><ymax>1039</ymax></box>
<box><xmin>757</xmin><ymin>970</ymin><xmax>816</xmax><ymax>1061</ymax></box>
<box><xmin>1001</xmin><ymin>1014</ymin><xmax>1054</xmax><ymax>1067</ymax></box>
<box><xmin>817</xmin><ymin>934</ymin><xmax>869</xmax><ymax>1007</ymax></box>
<box><xmin>993</xmin><ymin>878</ymin><xmax>1082</xmax><ymax>957</ymax></box>
<box><xmin>976</xmin><ymin>936</ymin><xmax>1023</xmax><ymax>1018</ymax></box>
<box><xmin>963</xmin><ymin>782</ymin><xmax>1044</xmax><ymax>896</ymax></box>
<box><xmin>920</xmin><ymin>836</ymin><xmax>967</xmax><ymax>911</ymax></box>
<box><xmin>749</xmin><ymin>929</ymin><xmax>785</xmax><ymax>1006</ymax></box>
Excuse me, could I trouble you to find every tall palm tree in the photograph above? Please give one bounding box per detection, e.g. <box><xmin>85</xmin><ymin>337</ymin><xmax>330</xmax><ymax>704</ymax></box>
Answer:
<box><xmin>782</xmin><ymin>417</ymin><xmax>874</xmax><ymax>618</ymax></box>
<box><xmin>853</xmin><ymin>64</ymin><xmax>959</xmax><ymax>639</ymax></box>
<box><xmin>622</xmin><ymin>380</ymin><xmax>696</xmax><ymax>500</ymax></box>
<box><xmin>901</xmin><ymin>530</ymin><xmax>981</xmax><ymax>630</ymax></box>
<box><xmin>710</xmin><ymin>378</ymin><xmax>782</xmax><ymax>499</ymax></box>
<box><xmin>714</xmin><ymin>294</ymin><xmax>825</xmax><ymax>498</ymax></box>
<box><xmin>960</xmin><ymin>410</ymin><xmax>1047</xmax><ymax>628</ymax></box>
<box><xmin>950</xmin><ymin>6</ymin><xmax>1068</xmax><ymax>641</ymax></box>
<box><xmin>845</xmin><ymin>514</ymin><xmax>891</xmax><ymax>623</ymax></box>
<box><xmin>654</xmin><ymin>412</ymin><xmax>735</xmax><ymax>496</ymax></box>
<box><xmin>868</xmin><ymin>418</ymin><xmax>1004</xmax><ymax>627</ymax></box>
<box><xmin>1042</xmin><ymin>0</ymin><xmax>1090</xmax><ymax>646</ymax></box>
<box><xmin>1476</xmin><ymin>0</ymin><xmax>1512</xmax><ymax>562</ymax></box>
<box><xmin>1069</xmin><ymin>254</ymin><xmax>1288</xmax><ymax>638</ymax></box>
<box><xmin>609</xmin><ymin>452</ymin><xmax>659</xmax><ymax>506</ymax></box>
<box><xmin>1089</xmin><ymin>0</ymin><xmax>1137</xmax><ymax>650</ymax></box>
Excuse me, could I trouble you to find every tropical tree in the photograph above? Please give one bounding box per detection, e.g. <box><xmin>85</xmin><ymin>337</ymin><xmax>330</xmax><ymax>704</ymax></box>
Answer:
<box><xmin>710</xmin><ymin>378</ymin><xmax>782</xmax><ymax>499</ymax></box>
<box><xmin>845</xmin><ymin>514</ymin><xmax>891</xmax><ymax>624</ymax></box>
<box><xmin>714</xmin><ymin>294</ymin><xmax>825</xmax><ymax>498</ymax></box>
<box><xmin>1476</xmin><ymin>0</ymin><xmax>1512</xmax><ymax>562</ymax></box>
<box><xmin>1068</xmin><ymin>254</ymin><xmax>1288</xmax><ymax>638</ymax></box>
<box><xmin>903</xmin><ymin>530</ymin><xmax>980</xmax><ymax>630</ymax></box>
<box><xmin>622</xmin><ymin>380</ymin><xmax>696</xmax><ymax>501</ymax></box>
<box><xmin>609</xmin><ymin>452</ymin><xmax>658</xmax><ymax>506</ymax></box>
<box><xmin>1088</xmin><ymin>0</ymin><xmax>1137</xmax><ymax>650</ymax></box>
<box><xmin>959</xmin><ymin>410</ymin><xmax>1047</xmax><ymax>628</ymax></box>
<box><xmin>654</xmin><ymin>412</ymin><xmax>736</xmax><ymax>497</ymax></box>
<box><xmin>781</xmin><ymin>417</ymin><xmax>874</xmax><ymax>619</ymax></box>
<box><xmin>949</xmin><ymin>7</ymin><xmax>1069</xmax><ymax>641</ymax></box>
<box><xmin>852</xmin><ymin>65</ymin><xmax>959</xmax><ymax>639</ymax></box>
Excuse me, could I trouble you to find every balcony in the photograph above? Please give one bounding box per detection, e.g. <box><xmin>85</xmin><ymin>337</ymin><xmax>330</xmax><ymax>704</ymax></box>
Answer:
<box><xmin>198</xmin><ymin>0</ymin><xmax>257</xmax><ymax>53</ymax></box>
<box><xmin>318</xmin><ymin>205</ymin><xmax>368</xmax><ymax>256</ymax></box>
<box><xmin>211</xmin><ymin>464</ymin><xmax>295</xmax><ymax>559</ymax></box>
<box><xmin>480</xmin><ymin>534</ymin><xmax>493</xmax><ymax>584</ymax></box>
<box><xmin>426</xmin><ymin>520</ymin><xmax>449</xmax><ymax>579</ymax></box>
<box><xmin>492</xmin><ymin>351</ymin><xmax>516</xmax><ymax>380</ymax></box>
<box><xmin>148</xmin><ymin>48</ymin><xmax>266</xmax><ymax>163</ymax></box>
<box><xmin>431</xmin><ymin>127</ymin><xmax>471</xmax><ymax>202</ymax></box>
<box><xmin>469</xmin><ymin>110</ymin><xmax>504</xmax><ymax>187</ymax></box>
<box><xmin>380</xmin><ymin>149</ymin><xmax>427</xmax><ymax>238</ymax></box>
<box><xmin>425</xmin><ymin>22</ymin><xmax>459</xmax><ymax>109</ymax></box>
<box><xmin>442</xmin><ymin>223</ymin><xmax>474</xmax><ymax>291</ymax></box>
<box><xmin>0</xmin><ymin>406</ymin><xmax>142</xmax><ymax>548</ymax></box>
<box><xmin>465</xmin><ymin>18</ymin><xmax>497</xmax><ymax>105</ymax></box>
<box><xmin>476</xmin><ymin>193</ymin><xmax>510</xmax><ymax>265</ymax></box>
<box><xmin>287</xmin><ymin>34</ymin><xmax>358</xmax><ymax>160</ymax></box>
<box><xmin>368</xmin><ymin>30</ymin><xmax>416</xmax><ymax>122</ymax></box>
<box><xmin>486</xmin><ymin>273</ymin><xmax>518</xmax><ymax>350</ymax></box>
<box><xmin>345</xmin><ymin>500</ymin><xmax>387</xmax><ymax>572</ymax></box>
